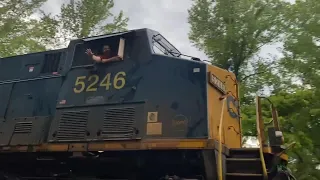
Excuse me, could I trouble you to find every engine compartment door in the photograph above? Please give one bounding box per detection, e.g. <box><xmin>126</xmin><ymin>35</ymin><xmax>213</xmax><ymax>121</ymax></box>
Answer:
<box><xmin>0</xmin><ymin>83</ymin><xmax>13</xmax><ymax>118</ymax></box>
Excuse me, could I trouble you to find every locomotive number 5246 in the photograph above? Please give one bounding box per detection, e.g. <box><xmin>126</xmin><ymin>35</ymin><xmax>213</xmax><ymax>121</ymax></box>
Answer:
<box><xmin>73</xmin><ymin>71</ymin><xmax>126</xmax><ymax>93</ymax></box>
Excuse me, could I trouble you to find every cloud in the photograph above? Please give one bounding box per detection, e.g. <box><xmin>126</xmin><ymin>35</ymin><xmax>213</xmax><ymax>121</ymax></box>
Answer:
<box><xmin>41</xmin><ymin>0</ymin><xmax>281</xmax><ymax>62</ymax></box>
<box><xmin>111</xmin><ymin>0</ymin><xmax>209</xmax><ymax>60</ymax></box>
<box><xmin>41</xmin><ymin>0</ymin><xmax>208</xmax><ymax>60</ymax></box>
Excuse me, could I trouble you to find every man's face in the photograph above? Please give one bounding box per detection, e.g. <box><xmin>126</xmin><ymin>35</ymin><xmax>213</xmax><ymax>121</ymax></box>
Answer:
<box><xmin>103</xmin><ymin>45</ymin><xmax>110</xmax><ymax>53</ymax></box>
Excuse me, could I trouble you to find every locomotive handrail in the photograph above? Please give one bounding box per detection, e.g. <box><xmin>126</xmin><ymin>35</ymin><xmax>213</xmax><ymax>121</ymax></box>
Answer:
<box><xmin>56</xmin><ymin>100</ymin><xmax>147</xmax><ymax>109</ymax></box>
<box><xmin>276</xmin><ymin>142</ymin><xmax>296</xmax><ymax>158</ymax></box>
<box><xmin>256</xmin><ymin>96</ymin><xmax>268</xmax><ymax>179</ymax></box>
<box><xmin>0</xmin><ymin>74</ymin><xmax>62</xmax><ymax>85</ymax></box>
<box><xmin>260</xmin><ymin>96</ymin><xmax>285</xmax><ymax>146</ymax></box>
<box><xmin>152</xmin><ymin>34</ymin><xmax>181</xmax><ymax>57</ymax></box>
<box><xmin>225</xmin><ymin>75</ymin><xmax>242</xmax><ymax>146</ymax></box>
<box><xmin>218</xmin><ymin>96</ymin><xmax>227</xmax><ymax>180</ymax></box>
<box><xmin>71</xmin><ymin>64</ymin><xmax>95</xmax><ymax>69</ymax></box>
<box><xmin>261</xmin><ymin>97</ymin><xmax>281</xmax><ymax>131</ymax></box>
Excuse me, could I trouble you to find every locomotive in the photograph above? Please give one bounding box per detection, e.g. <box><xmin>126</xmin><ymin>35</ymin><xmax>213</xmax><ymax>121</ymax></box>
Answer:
<box><xmin>0</xmin><ymin>28</ymin><xmax>293</xmax><ymax>180</ymax></box>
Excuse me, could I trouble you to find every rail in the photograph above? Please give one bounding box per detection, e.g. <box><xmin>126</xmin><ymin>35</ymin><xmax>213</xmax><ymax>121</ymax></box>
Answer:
<box><xmin>218</xmin><ymin>96</ymin><xmax>226</xmax><ymax>180</ymax></box>
<box><xmin>261</xmin><ymin>96</ymin><xmax>286</xmax><ymax>149</ymax></box>
<box><xmin>255</xmin><ymin>96</ymin><xmax>268</xmax><ymax>179</ymax></box>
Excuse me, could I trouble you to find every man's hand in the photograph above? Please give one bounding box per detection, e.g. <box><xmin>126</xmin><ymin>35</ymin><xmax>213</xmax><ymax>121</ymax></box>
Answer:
<box><xmin>85</xmin><ymin>49</ymin><xmax>102</xmax><ymax>63</ymax></box>
<box><xmin>85</xmin><ymin>49</ymin><xmax>93</xmax><ymax>56</ymax></box>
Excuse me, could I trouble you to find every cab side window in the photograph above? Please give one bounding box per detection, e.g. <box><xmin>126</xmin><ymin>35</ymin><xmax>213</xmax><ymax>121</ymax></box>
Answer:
<box><xmin>72</xmin><ymin>37</ymin><xmax>124</xmax><ymax>67</ymax></box>
<box><xmin>151</xmin><ymin>34</ymin><xmax>181</xmax><ymax>57</ymax></box>
<box><xmin>72</xmin><ymin>44</ymin><xmax>92</xmax><ymax>67</ymax></box>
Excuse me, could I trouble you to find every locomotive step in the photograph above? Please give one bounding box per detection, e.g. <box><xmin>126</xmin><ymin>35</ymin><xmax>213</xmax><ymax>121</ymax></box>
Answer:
<box><xmin>226</xmin><ymin>173</ymin><xmax>263</xmax><ymax>176</ymax></box>
<box><xmin>226</xmin><ymin>157</ymin><xmax>264</xmax><ymax>174</ymax></box>
<box><xmin>226</xmin><ymin>173</ymin><xmax>264</xmax><ymax>180</ymax></box>
<box><xmin>229</xmin><ymin>148</ymin><xmax>261</xmax><ymax>158</ymax></box>
<box><xmin>226</xmin><ymin>157</ymin><xmax>261</xmax><ymax>161</ymax></box>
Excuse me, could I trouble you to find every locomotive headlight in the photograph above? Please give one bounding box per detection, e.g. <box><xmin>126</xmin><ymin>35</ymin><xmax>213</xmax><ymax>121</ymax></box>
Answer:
<box><xmin>147</xmin><ymin>112</ymin><xmax>158</xmax><ymax>123</ymax></box>
<box><xmin>275</xmin><ymin>131</ymin><xmax>283</xmax><ymax>137</ymax></box>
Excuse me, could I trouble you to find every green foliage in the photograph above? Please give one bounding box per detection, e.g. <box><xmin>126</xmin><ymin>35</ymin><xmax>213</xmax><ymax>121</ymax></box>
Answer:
<box><xmin>0</xmin><ymin>0</ymin><xmax>57</xmax><ymax>57</ymax></box>
<box><xmin>280</xmin><ymin>0</ymin><xmax>320</xmax><ymax>89</ymax></box>
<box><xmin>242</xmin><ymin>90</ymin><xmax>320</xmax><ymax>179</ymax></box>
<box><xmin>53</xmin><ymin>0</ymin><xmax>129</xmax><ymax>47</ymax></box>
<box><xmin>277</xmin><ymin>2</ymin><xmax>320</xmax><ymax>177</ymax></box>
<box><xmin>188</xmin><ymin>0</ymin><xmax>289</xmax><ymax>80</ymax></box>
<box><xmin>0</xmin><ymin>0</ymin><xmax>129</xmax><ymax>57</ymax></box>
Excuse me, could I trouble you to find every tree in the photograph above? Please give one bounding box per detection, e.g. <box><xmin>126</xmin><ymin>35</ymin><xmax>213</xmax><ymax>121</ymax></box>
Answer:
<box><xmin>0</xmin><ymin>0</ymin><xmax>130</xmax><ymax>56</ymax></box>
<box><xmin>0</xmin><ymin>0</ymin><xmax>58</xmax><ymax>57</ymax></box>
<box><xmin>187</xmin><ymin>0</ymin><xmax>292</xmax><ymax>141</ymax></box>
<box><xmin>277</xmin><ymin>1</ymin><xmax>320</xmax><ymax>178</ymax></box>
<box><xmin>280</xmin><ymin>0</ymin><xmax>320</xmax><ymax>90</ymax></box>
<box><xmin>243</xmin><ymin>90</ymin><xmax>320</xmax><ymax>179</ymax></box>
<box><xmin>188</xmin><ymin>0</ymin><xmax>289</xmax><ymax>81</ymax></box>
<box><xmin>51</xmin><ymin>0</ymin><xmax>129</xmax><ymax>48</ymax></box>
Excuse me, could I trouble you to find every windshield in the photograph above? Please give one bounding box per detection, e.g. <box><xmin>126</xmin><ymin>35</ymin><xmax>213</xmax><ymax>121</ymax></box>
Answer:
<box><xmin>151</xmin><ymin>34</ymin><xmax>181</xmax><ymax>57</ymax></box>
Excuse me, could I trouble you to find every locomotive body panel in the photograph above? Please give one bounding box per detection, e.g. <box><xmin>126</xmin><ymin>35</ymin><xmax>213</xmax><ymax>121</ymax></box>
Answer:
<box><xmin>206</xmin><ymin>65</ymin><xmax>241</xmax><ymax>148</ymax></box>
<box><xmin>0</xmin><ymin>28</ymin><xmax>240</xmax><ymax>150</ymax></box>
<box><xmin>0</xmin><ymin>77</ymin><xmax>62</xmax><ymax>146</ymax></box>
<box><xmin>49</xmin><ymin>57</ymin><xmax>208</xmax><ymax>142</ymax></box>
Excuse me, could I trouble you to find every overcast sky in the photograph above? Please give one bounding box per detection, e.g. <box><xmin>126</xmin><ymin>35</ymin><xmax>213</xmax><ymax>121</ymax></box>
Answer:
<box><xmin>41</xmin><ymin>0</ymin><xmax>284</xmax><ymax>61</ymax></box>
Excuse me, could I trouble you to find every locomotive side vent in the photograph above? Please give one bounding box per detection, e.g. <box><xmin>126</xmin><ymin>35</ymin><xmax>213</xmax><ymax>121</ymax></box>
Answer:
<box><xmin>14</xmin><ymin>122</ymin><xmax>32</xmax><ymax>134</ymax></box>
<box><xmin>41</xmin><ymin>52</ymin><xmax>61</xmax><ymax>74</ymax></box>
<box><xmin>102</xmin><ymin>107</ymin><xmax>136</xmax><ymax>139</ymax></box>
<box><xmin>56</xmin><ymin>110</ymin><xmax>89</xmax><ymax>141</ymax></box>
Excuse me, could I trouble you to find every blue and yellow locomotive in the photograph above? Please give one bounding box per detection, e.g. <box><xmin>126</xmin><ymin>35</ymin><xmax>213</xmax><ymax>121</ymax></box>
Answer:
<box><xmin>0</xmin><ymin>28</ymin><xmax>293</xmax><ymax>180</ymax></box>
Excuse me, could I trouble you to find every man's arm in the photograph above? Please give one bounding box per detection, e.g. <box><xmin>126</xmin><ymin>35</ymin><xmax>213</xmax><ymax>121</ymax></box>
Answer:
<box><xmin>101</xmin><ymin>56</ymin><xmax>122</xmax><ymax>63</ymax></box>
<box><xmin>91</xmin><ymin>55</ymin><xmax>103</xmax><ymax>62</ymax></box>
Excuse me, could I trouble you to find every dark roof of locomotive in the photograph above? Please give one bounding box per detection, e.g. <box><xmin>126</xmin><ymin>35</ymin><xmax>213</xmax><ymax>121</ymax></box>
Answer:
<box><xmin>1</xmin><ymin>28</ymin><xmax>175</xmax><ymax>60</ymax></box>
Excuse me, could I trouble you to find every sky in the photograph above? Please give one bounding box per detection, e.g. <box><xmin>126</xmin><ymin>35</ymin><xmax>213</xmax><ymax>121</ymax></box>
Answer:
<box><xmin>40</xmin><ymin>0</ymin><xmax>284</xmax><ymax>62</ymax></box>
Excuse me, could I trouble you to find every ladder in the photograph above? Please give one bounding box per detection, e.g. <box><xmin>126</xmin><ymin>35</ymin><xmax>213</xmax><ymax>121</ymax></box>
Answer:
<box><xmin>217</xmin><ymin>96</ymin><xmax>295</xmax><ymax>180</ymax></box>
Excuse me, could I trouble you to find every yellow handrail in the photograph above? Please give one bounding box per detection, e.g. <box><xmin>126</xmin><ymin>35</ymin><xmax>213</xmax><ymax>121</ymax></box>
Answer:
<box><xmin>225</xmin><ymin>75</ymin><xmax>242</xmax><ymax>146</ymax></box>
<box><xmin>255</xmin><ymin>96</ymin><xmax>268</xmax><ymax>179</ymax></box>
<box><xmin>218</xmin><ymin>97</ymin><xmax>226</xmax><ymax>180</ymax></box>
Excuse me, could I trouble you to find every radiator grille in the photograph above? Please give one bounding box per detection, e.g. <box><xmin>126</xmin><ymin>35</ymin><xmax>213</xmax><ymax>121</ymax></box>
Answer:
<box><xmin>56</xmin><ymin>110</ymin><xmax>89</xmax><ymax>141</ymax></box>
<box><xmin>102</xmin><ymin>107</ymin><xmax>136</xmax><ymax>139</ymax></box>
<box><xmin>14</xmin><ymin>122</ymin><xmax>32</xmax><ymax>134</ymax></box>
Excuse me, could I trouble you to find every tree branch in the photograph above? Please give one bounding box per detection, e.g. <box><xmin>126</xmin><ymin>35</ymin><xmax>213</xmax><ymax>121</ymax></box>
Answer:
<box><xmin>292</xmin><ymin>150</ymin><xmax>304</xmax><ymax>163</ymax></box>
<box><xmin>241</xmin><ymin>69</ymin><xmax>270</xmax><ymax>82</ymax></box>
<box><xmin>240</xmin><ymin>61</ymin><xmax>278</xmax><ymax>82</ymax></box>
